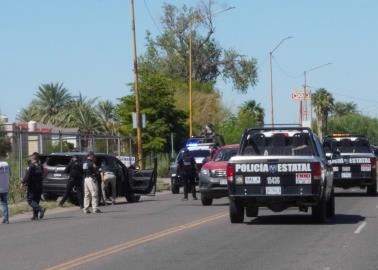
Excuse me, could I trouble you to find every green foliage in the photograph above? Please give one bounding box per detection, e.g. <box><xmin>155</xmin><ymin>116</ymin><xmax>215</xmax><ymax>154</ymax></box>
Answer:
<box><xmin>0</xmin><ymin>123</ymin><xmax>11</xmax><ymax>158</ymax></box>
<box><xmin>140</xmin><ymin>2</ymin><xmax>258</xmax><ymax>93</ymax></box>
<box><xmin>311</xmin><ymin>88</ymin><xmax>334</xmax><ymax>139</ymax></box>
<box><xmin>328</xmin><ymin>113</ymin><xmax>378</xmax><ymax>144</ymax></box>
<box><xmin>332</xmin><ymin>101</ymin><xmax>357</xmax><ymax>117</ymax></box>
<box><xmin>117</xmin><ymin>72</ymin><xmax>187</xmax><ymax>154</ymax></box>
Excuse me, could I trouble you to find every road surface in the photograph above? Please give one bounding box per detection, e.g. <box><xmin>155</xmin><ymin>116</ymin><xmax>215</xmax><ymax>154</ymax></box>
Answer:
<box><xmin>0</xmin><ymin>189</ymin><xmax>377</xmax><ymax>270</ymax></box>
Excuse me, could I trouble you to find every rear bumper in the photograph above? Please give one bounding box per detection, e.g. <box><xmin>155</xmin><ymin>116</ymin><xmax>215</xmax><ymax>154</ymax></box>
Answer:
<box><xmin>199</xmin><ymin>176</ymin><xmax>228</xmax><ymax>198</ymax></box>
<box><xmin>171</xmin><ymin>176</ymin><xmax>199</xmax><ymax>186</ymax></box>
<box><xmin>334</xmin><ymin>178</ymin><xmax>376</xmax><ymax>188</ymax></box>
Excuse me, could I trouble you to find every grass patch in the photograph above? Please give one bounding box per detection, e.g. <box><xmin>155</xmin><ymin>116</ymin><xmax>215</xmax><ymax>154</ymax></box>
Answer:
<box><xmin>156</xmin><ymin>178</ymin><xmax>170</xmax><ymax>192</ymax></box>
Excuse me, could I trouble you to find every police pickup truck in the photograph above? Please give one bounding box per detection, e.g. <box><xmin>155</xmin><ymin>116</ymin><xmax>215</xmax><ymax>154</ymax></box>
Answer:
<box><xmin>323</xmin><ymin>134</ymin><xmax>377</xmax><ymax>196</ymax></box>
<box><xmin>227</xmin><ymin>127</ymin><xmax>334</xmax><ymax>223</ymax></box>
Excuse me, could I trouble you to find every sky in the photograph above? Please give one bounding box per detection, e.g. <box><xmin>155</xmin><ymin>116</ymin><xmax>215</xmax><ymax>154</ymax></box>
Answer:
<box><xmin>1</xmin><ymin>0</ymin><xmax>378</xmax><ymax>124</ymax></box>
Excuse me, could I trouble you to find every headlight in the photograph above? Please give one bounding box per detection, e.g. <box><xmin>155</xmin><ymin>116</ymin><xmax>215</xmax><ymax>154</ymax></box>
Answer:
<box><xmin>201</xmin><ymin>168</ymin><xmax>209</xmax><ymax>175</ymax></box>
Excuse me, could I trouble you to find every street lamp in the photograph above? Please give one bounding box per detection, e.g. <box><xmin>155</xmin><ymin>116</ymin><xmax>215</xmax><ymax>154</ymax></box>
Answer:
<box><xmin>188</xmin><ymin>6</ymin><xmax>235</xmax><ymax>137</ymax></box>
<box><xmin>302</xmin><ymin>62</ymin><xmax>332</xmax><ymax>126</ymax></box>
<box><xmin>269</xmin><ymin>36</ymin><xmax>293</xmax><ymax>126</ymax></box>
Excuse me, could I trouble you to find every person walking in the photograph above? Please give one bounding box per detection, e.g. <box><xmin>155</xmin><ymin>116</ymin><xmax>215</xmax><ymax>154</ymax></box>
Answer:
<box><xmin>0</xmin><ymin>161</ymin><xmax>10</xmax><ymax>224</ymax></box>
<box><xmin>22</xmin><ymin>153</ymin><xmax>46</xmax><ymax>221</ymax></box>
<box><xmin>59</xmin><ymin>155</ymin><xmax>84</xmax><ymax>208</ymax></box>
<box><xmin>178</xmin><ymin>149</ymin><xmax>197</xmax><ymax>200</ymax></box>
<box><xmin>100</xmin><ymin>160</ymin><xmax>116</xmax><ymax>205</ymax></box>
<box><xmin>83</xmin><ymin>153</ymin><xmax>101</xmax><ymax>213</ymax></box>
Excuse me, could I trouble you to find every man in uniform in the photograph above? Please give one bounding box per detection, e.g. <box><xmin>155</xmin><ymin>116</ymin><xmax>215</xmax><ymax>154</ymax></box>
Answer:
<box><xmin>22</xmin><ymin>153</ymin><xmax>46</xmax><ymax>220</ymax></box>
<box><xmin>0</xmin><ymin>161</ymin><xmax>10</xmax><ymax>224</ymax></box>
<box><xmin>59</xmin><ymin>155</ymin><xmax>84</xmax><ymax>208</ymax></box>
<box><xmin>83</xmin><ymin>152</ymin><xmax>101</xmax><ymax>213</ymax></box>
<box><xmin>178</xmin><ymin>149</ymin><xmax>197</xmax><ymax>200</ymax></box>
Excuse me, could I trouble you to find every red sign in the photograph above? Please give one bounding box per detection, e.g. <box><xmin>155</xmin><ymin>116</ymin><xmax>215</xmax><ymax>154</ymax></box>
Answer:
<box><xmin>291</xmin><ymin>91</ymin><xmax>311</xmax><ymax>100</ymax></box>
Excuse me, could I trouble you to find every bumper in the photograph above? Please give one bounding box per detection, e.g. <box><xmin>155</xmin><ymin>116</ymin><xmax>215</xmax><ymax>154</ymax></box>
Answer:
<box><xmin>199</xmin><ymin>175</ymin><xmax>228</xmax><ymax>199</ymax></box>
<box><xmin>171</xmin><ymin>175</ymin><xmax>199</xmax><ymax>187</ymax></box>
<box><xmin>334</xmin><ymin>178</ymin><xmax>376</xmax><ymax>188</ymax></box>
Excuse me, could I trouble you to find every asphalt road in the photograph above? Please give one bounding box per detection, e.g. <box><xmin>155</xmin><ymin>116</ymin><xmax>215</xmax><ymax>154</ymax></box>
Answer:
<box><xmin>0</xmin><ymin>189</ymin><xmax>377</xmax><ymax>270</ymax></box>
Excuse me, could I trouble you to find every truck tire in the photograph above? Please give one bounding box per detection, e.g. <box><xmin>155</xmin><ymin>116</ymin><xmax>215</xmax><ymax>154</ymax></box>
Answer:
<box><xmin>229</xmin><ymin>199</ymin><xmax>244</xmax><ymax>223</ymax></box>
<box><xmin>326</xmin><ymin>188</ymin><xmax>335</xmax><ymax>218</ymax></box>
<box><xmin>201</xmin><ymin>194</ymin><xmax>213</xmax><ymax>206</ymax></box>
<box><xmin>125</xmin><ymin>191</ymin><xmax>141</xmax><ymax>203</ymax></box>
<box><xmin>171</xmin><ymin>184</ymin><xmax>180</xmax><ymax>194</ymax></box>
<box><xmin>367</xmin><ymin>179</ymin><xmax>377</xmax><ymax>196</ymax></box>
<box><xmin>312</xmin><ymin>194</ymin><xmax>327</xmax><ymax>223</ymax></box>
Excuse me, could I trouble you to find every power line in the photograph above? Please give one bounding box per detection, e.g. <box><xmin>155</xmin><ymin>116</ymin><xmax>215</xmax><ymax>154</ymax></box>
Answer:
<box><xmin>143</xmin><ymin>0</ymin><xmax>162</xmax><ymax>34</ymax></box>
<box><xmin>271</xmin><ymin>55</ymin><xmax>302</xmax><ymax>79</ymax></box>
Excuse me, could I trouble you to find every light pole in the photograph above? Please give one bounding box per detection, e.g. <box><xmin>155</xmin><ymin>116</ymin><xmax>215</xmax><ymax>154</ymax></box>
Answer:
<box><xmin>188</xmin><ymin>6</ymin><xmax>235</xmax><ymax>137</ymax></box>
<box><xmin>302</xmin><ymin>62</ymin><xmax>332</xmax><ymax>126</ymax></box>
<box><xmin>269</xmin><ymin>36</ymin><xmax>293</xmax><ymax>126</ymax></box>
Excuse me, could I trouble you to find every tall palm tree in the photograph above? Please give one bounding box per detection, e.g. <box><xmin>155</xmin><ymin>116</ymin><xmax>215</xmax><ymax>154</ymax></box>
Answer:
<box><xmin>332</xmin><ymin>102</ymin><xmax>357</xmax><ymax>117</ymax></box>
<box><xmin>97</xmin><ymin>100</ymin><xmax>119</xmax><ymax>135</ymax></box>
<box><xmin>312</xmin><ymin>88</ymin><xmax>334</xmax><ymax>139</ymax></box>
<box><xmin>32</xmin><ymin>82</ymin><xmax>72</xmax><ymax>125</ymax></box>
<box><xmin>238</xmin><ymin>100</ymin><xmax>265</xmax><ymax>126</ymax></box>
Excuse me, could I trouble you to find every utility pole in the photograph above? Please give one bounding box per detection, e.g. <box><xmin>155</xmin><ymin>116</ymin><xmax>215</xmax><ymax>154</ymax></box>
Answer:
<box><xmin>130</xmin><ymin>0</ymin><xmax>143</xmax><ymax>168</ymax></box>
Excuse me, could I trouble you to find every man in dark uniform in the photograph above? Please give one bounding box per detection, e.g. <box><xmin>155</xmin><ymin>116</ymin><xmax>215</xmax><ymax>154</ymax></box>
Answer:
<box><xmin>22</xmin><ymin>153</ymin><xmax>46</xmax><ymax>220</ymax></box>
<box><xmin>83</xmin><ymin>152</ymin><xmax>101</xmax><ymax>213</ymax></box>
<box><xmin>178</xmin><ymin>149</ymin><xmax>197</xmax><ymax>200</ymax></box>
<box><xmin>59</xmin><ymin>155</ymin><xmax>84</xmax><ymax>208</ymax></box>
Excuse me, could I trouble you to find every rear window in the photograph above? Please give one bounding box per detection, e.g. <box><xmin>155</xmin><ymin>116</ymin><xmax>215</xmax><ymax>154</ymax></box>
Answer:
<box><xmin>241</xmin><ymin>132</ymin><xmax>315</xmax><ymax>156</ymax></box>
<box><xmin>214</xmin><ymin>148</ymin><xmax>238</xmax><ymax>161</ymax></box>
<box><xmin>46</xmin><ymin>156</ymin><xmax>72</xmax><ymax>166</ymax></box>
<box><xmin>323</xmin><ymin>138</ymin><xmax>371</xmax><ymax>154</ymax></box>
<box><xmin>190</xmin><ymin>150</ymin><xmax>210</xmax><ymax>158</ymax></box>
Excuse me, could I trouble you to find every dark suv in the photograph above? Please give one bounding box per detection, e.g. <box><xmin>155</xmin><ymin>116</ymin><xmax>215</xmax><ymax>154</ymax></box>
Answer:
<box><xmin>42</xmin><ymin>152</ymin><xmax>156</xmax><ymax>202</ymax></box>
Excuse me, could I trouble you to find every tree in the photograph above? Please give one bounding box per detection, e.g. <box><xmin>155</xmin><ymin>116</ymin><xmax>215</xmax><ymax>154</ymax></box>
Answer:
<box><xmin>0</xmin><ymin>121</ymin><xmax>11</xmax><ymax>158</ymax></box>
<box><xmin>97</xmin><ymin>100</ymin><xmax>119</xmax><ymax>135</ymax></box>
<box><xmin>26</xmin><ymin>82</ymin><xmax>73</xmax><ymax>126</ymax></box>
<box><xmin>140</xmin><ymin>2</ymin><xmax>258</xmax><ymax>93</ymax></box>
<box><xmin>332</xmin><ymin>102</ymin><xmax>357</xmax><ymax>117</ymax></box>
<box><xmin>312</xmin><ymin>88</ymin><xmax>334</xmax><ymax>139</ymax></box>
<box><xmin>117</xmin><ymin>72</ymin><xmax>187</xmax><ymax>154</ymax></box>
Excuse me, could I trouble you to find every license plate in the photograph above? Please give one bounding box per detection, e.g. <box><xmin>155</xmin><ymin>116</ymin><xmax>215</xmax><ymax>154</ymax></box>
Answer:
<box><xmin>245</xmin><ymin>176</ymin><xmax>261</xmax><ymax>184</ymax></box>
<box><xmin>342</xmin><ymin>167</ymin><xmax>351</xmax><ymax>172</ymax></box>
<box><xmin>219</xmin><ymin>179</ymin><xmax>227</xmax><ymax>185</ymax></box>
<box><xmin>361</xmin><ymin>164</ymin><xmax>371</xmax><ymax>172</ymax></box>
<box><xmin>296</xmin><ymin>173</ymin><xmax>311</xmax><ymax>184</ymax></box>
<box><xmin>266</xmin><ymin>186</ymin><xmax>281</xmax><ymax>195</ymax></box>
<box><xmin>53</xmin><ymin>173</ymin><xmax>62</xmax><ymax>177</ymax></box>
<box><xmin>341</xmin><ymin>172</ymin><xmax>351</xmax><ymax>178</ymax></box>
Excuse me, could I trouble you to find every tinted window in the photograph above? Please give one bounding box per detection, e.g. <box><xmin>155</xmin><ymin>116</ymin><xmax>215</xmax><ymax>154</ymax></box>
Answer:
<box><xmin>323</xmin><ymin>138</ymin><xmax>371</xmax><ymax>154</ymax></box>
<box><xmin>214</xmin><ymin>148</ymin><xmax>238</xmax><ymax>161</ymax></box>
<box><xmin>190</xmin><ymin>150</ymin><xmax>210</xmax><ymax>158</ymax></box>
<box><xmin>46</xmin><ymin>156</ymin><xmax>72</xmax><ymax>166</ymax></box>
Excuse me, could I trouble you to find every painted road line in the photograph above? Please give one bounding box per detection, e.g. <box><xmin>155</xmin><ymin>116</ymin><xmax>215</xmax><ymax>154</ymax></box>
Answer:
<box><xmin>45</xmin><ymin>212</ymin><xmax>227</xmax><ymax>270</ymax></box>
<box><xmin>354</xmin><ymin>221</ymin><xmax>367</xmax><ymax>234</ymax></box>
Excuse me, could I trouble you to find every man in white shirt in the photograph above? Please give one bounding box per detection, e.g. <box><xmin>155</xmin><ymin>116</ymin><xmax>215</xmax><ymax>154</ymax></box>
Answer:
<box><xmin>0</xmin><ymin>161</ymin><xmax>10</xmax><ymax>224</ymax></box>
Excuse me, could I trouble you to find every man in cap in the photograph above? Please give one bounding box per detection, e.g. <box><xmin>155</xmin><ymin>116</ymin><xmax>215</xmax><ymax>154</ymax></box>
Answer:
<box><xmin>178</xmin><ymin>149</ymin><xmax>198</xmax><ymax>200</ymax></box>
<box><xmin>82</xmin><ymin>152</ymin><xmax>101</xmax><ymax>213</ymax></box>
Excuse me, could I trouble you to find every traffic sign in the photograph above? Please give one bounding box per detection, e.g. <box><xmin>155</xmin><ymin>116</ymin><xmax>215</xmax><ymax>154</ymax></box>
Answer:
<box><xmin>291</xmin><ymin>91</ymin><xmax>311</xmax><ymax>100</ymax></box>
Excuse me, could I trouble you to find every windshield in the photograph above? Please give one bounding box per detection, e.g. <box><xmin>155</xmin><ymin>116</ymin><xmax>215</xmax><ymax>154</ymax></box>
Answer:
<box><xmin>323</xmin><ymin>138</ymin><xmax>371</xmax><ymax>154</ymax></box>
<box><xmin>241</xmin><ymin>132</ymin><xmax>315</xmax><ymax>156</ymax></box>
<box><xmin>46</xmin><ymin>156</ymin><xmax>72</xmax><ymax>167</ymax></box>
<box><xmin>214</xmin><ymin>148</ymin><xmax>238</xmax><ymax>161</ymax></box>
<box><xmin>190</xmin><ymin>150</ymin><xmax>210</xmax><ymax>158</ymax></box>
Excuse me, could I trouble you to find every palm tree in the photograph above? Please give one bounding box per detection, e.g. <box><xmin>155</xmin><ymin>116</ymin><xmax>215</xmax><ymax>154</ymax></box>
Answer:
<box><xmin>238</xmin><ymin>100</ymin><xmax>265</xmax><ymax>127</ymax></box>
<box><xmin>31</xmin><ymin>82</ymin><xmax>72</xmax><ymax>125</ymax></box>
<box><xmin>312</xmin><ymin>88</ymin><xmax>334</xmax><ymax>139</ymax></box>
<box><xmin>332</xmin><ymin>102</ymin><xmax>357</xmax><ymax>117</ymax></box>
<box><xmin>97</xmin><ymin>100</ymin><xmax>119</xmax><ymax>135</ymax></box>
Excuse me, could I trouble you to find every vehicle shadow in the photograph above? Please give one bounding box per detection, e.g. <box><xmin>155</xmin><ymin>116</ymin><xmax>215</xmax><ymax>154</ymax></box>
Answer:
<box><xmin>335</xmin><ymin>192</ymin><xmax>372</xmax><ymax>197</ymax></box>
<box><xmin>246</xmin><ymin>213</ymin><xmax>365</xmax><ymax>225</ymax></box>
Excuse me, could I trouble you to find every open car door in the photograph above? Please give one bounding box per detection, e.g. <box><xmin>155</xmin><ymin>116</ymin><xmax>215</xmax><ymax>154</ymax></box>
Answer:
<box><xmin>128</xmin><ymin>157</ymin><xmax>157</xmax><ymax>195</ymax></box>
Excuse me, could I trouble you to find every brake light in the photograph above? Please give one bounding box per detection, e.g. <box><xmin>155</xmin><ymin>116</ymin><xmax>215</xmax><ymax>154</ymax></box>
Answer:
<box><xmin>227</xmin><ymin>163</ymin><xmax>235</xmax><ymax>182</ymax></box>
<box><xmin>43</xmin><ymin>167</ymin><xmax>48</xmax><ymax>176</ymax></box>
<box><xmin>313</xmin><ymin>162</ymin><xmax>321</xmax><ymax>181</ymax></box>
<box><xmin>371</xmin><ymin>157</ymin><xmax>376</xmax><ymax>171</ymax></box>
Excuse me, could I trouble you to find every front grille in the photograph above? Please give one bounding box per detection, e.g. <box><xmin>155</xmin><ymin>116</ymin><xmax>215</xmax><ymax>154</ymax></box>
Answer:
<box><xmin>210</xmin><ymin>170</ymin><xmax>226</xmax><ymax>178</ymax></box>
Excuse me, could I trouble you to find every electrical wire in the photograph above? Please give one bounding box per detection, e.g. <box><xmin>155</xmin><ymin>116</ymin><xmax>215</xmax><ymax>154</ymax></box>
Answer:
<box><xmin>143</xmin><ymin>0</ymin><xmax>162</xmax><ymax>34</ymax></box>
<box><xmin>271</xmin><ymin>55</ymin><xmax>303</xmax><ymax>79</ymax></box>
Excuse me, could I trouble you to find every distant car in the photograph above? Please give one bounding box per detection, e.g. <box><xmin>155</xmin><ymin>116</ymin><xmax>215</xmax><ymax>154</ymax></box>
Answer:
<box><xmin>170</xmin><ymin>146</ymin><xmax>212</xmax><ymax>194</ymax></box>
<box><xmin>323</xmin><ymin>134</ymin><xmax>377</xmax><ymax>196</ymax></box>
<box><xmin>199</xmin><ymin>144</ymin><xmax>239</xmax><ymax>205</ymax></box>
<box><xmin>42</xmin><ymin>152</ymin><xmax>156</xmax><ymax>203</ymax></box>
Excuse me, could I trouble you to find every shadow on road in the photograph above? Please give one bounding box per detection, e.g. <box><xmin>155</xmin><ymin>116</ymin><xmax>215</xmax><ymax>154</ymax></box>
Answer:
<box><xmin>246</xmin><ymin>213</ymin><xmax>365</xmax><ymax>225</ymax></box>
<box><xmin>335</xmin><ymin>192</ymin><xmax>376</xmax><ymax>197</ymax></box>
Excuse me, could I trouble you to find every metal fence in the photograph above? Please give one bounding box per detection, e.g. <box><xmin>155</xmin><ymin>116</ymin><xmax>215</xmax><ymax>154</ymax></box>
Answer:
<box><xmin>5</xmin><ymin>130</ymin><xmax>134</xmax><ymax>179</ymax></box>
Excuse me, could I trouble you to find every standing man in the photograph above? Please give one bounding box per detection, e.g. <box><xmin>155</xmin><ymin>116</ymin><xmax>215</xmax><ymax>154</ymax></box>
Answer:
<box><xmin>22</xmin><ymin>153</ymin><xmax>46</xmax><ymax>221</ymax></box>
<box><xmin>178</xmin><ymin>149</ymin><xmax>197</xmax><ymax>200</ymax></box>
<box><xmin>0</xmin><ymin>161</ymin><xmax>10</xmax><ymax>224</ymax></box>
<box><xmin>59</xmin><ymin>155</ymin><xmax>84</xmax><ymax>208</ymax></box>
<box><xmin>100</xmin><ymin>160</ymin><xmax>116</xmax><ymax>205</ymax></box>
<box><xmin>83</xmin><ymin>152</ymin><xmax>101</xmax><ymax>213</ymax></box>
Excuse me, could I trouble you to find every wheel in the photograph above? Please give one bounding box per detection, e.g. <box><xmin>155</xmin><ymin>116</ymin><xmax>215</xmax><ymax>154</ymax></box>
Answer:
<box><xmin>367</xmin><ymin>179</ymin><xmax>377</xmax><ymax>196</ymax></box>
<box><xmin>171</xmin><ymin>184</ymin><xmax>180</xmax><ymax>194</ymax></box>
<box><xmin>201</xmin><ymin>194</ymin><xmax>213</xmax><ymax>206</ymax></box>
<box><xmin>125</xmin><ymin>192</ymin><xmax>141</xmax><ymax>203</ymax></box>
<box><xmin>326</xmin><ymin>188</ymin><xmax>335</xmax><ymax>218</ymax></box>
<box><xmin>312</xmin><ymin>194</ymin><xmax>327</xmax><ymax>223</ymax></box>
<box><xmin>229</xmin><ymin>199</ymin><xmax>244</xmax><ymax>223</ymax></box>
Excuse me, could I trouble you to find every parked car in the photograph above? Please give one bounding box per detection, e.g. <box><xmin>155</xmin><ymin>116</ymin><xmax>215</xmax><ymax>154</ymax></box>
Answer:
<box><xmin>42</xmin><ymin>152</ymin><xmax>157</xmax><ymax>203</ymax></box>
<box><xmin>199</xmin><ymin>144</ymin><xmax>239</xmax><ymax>205</ymax></box>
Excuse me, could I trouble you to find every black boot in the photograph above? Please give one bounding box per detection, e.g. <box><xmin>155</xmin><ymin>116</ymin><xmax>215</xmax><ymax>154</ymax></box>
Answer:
<box><xmin>31</xmin><ymin>210</ymin><xmax>39</xmax><ymax>221</ymax></box>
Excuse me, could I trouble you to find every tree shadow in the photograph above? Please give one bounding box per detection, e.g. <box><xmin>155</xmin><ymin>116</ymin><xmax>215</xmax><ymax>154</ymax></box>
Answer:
<box><xmin>246</xmin><ymin>213</ymin><xmax>365</xmax><ymax>225</ymax></box>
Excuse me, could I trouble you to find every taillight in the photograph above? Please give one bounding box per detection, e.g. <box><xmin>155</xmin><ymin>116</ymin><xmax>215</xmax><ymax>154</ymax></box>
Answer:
<box><xmin>371</xmin><ymin>157</ymin><xmax>376</xmax><ymax>171</ymax></box>
<box><xmin>227</xmin><ymin>163</ymin><xmax>235</xmax><ymax>182</ymax></box>
<box><xmin>43</xmin><ymin>167</ymin><xmax>48</xmax><ymax>176</ymax></box>
<box><xmin>313</xmin><ymin>162</ymin><xmax>321</xmax><ymax>181</ymax></box>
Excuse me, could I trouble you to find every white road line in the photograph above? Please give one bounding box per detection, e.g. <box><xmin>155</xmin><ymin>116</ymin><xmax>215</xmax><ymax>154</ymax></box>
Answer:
<box><xmin>354</xmin><ymin>221</ymin><xmax>367</xmax><ymax>234</ymax></box>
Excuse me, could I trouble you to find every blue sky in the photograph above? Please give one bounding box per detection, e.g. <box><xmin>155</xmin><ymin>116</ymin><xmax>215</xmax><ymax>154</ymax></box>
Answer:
<box><xmin>1</xmin><ymin>0</ymin><xmax>378</xmax><ymax>124</ymax></box>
